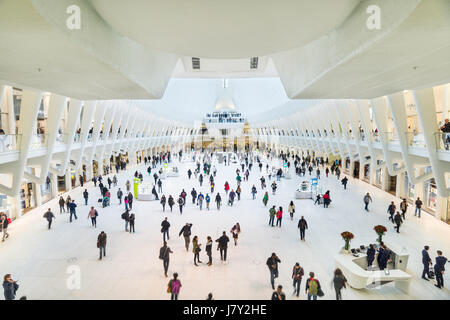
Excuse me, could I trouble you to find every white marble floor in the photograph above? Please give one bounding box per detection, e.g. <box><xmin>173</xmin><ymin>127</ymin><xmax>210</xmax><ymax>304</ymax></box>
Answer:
<box><xmin>0</xmin><ymin>154</ymin><xmax>449</xmax><ymax>300</ymax></box>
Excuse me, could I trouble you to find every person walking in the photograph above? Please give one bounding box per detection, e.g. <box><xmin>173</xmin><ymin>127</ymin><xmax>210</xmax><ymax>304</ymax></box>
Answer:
<box><xmin>236</xmin><ymin>185</ymin><xmax>241</xmax><ymax>201</ymax></box>
<box><xmin>215</xmin><ymin>193</ymin><xmax>222</xmax><ymax>210</ymax></box>
<box><xmin>266</xmin><ymin>253</ymin><xmax>281</xmax><ymax>290</ymax></box>
<box><xmin>288</xmin><ymin>201</ymin><xmax>295</xmax><ymax>220</ymax></box>
<box><xmin>128</xmin><ymin>212</ymin><xmax>135</xmax><ymax>233</ymax></box>
<box><xmin>269</xmin><ymin>206</ymin><xmax>276</xmax><ymax>227</ymax></box>
<box><xmin>228</xmin><ymin>189</ymin><xmax>236</xmax><ymax>206</ymax></box>
<box><xmin>210</xmin><ymin>181</ymin><xmax>215</xmax><ymax>194</ymax></box>
<box><xmin>191</xmin><ymin>188</ymin><xmax>197</xmax><ymax>204</ymax></box>
<box><xmin>333</xmin><ymin>268</ymin><xmax>347</xmax><ymax>300</ymax></box>
<box><xmin>205</xmin><ymin>194</ymin><xmax>211</xmax><ymax>210</ymax></box>
<box><xmin>87</xmin><ymin>206</ymin><xmax>98</xmax><ymax>228</ymax></box>
<box><xmin>59</xmin><ymin>196</ymin><xmax>66</xmax><ymax>213</ymax></box>
<box><xmin>43</xmin><ymin>208</ymin><xmax>55</xmax><ymax>230</ymax></box>
<box><xmin>197</xmin><ymin>192</ymin><xmax>204</xmax><ymax>210</ymax></box>
<box><xmin>276</xmin><ymin>207</ymin><xmax>283</xmax><ymax>227</ymax></box>
<box><xmin>230</xmin><ymin>223</ymin><xmax>241</xmax><ymax>246</ymax></box>
<box><xmin>121</xmin><ymin>210</ymin><xmax>130</xmax><ymax>231</ymax></box>
<box><xmin>178</xmin><ymin>196</ymin><xmax>184</xmax><ymax>214</ymax></box>
<box><xmin>341</xmin><ymin>176</ymin><xmax>348</xmax><ymax>190</ymax></box>
<box><xmin>387</xmin><ymin>201</ymin><xmax>396</xmax><ymax>223</ymax></box>
<box><xmin>97</xmin><ymin>231</ymin><xmax>107</xmax><ymax>260</ymax></box>
<box><xmin>363</xmin><ymin>193</ymin><xmax>372</xmax><ymax>211</ymax></box>
<box><xmin>168</xmin><ymin>195</ymin><xmax>175</xmax><ymax>212</ymax></box>
<box><xmin>251</xmin><ymin>185</ymin><xmax>257</xmax><ymax>199</ymax></box>
<box><xmin>159</xmin><ymin>241</ymin><xmax>173</xmax><ymax>277</ymax></box>
<box><xmin>215</xmin><ymin>231</ymin><xmax>230</xmax><ymax>263</ymax></box>
<box><xmin>292</xmin><ymin>263</ymin><xmax>304</xmax><ymax>297</ymax></box>
<box><xmin>263</xmin><ymin>191</ymin><xmax>269</xmax><ymax>207</ymax></box>
<box><xmin>69</xmin><ymin>200</ymin><xmax>78</xmax><ymax>222</ymax></box>
<box><xmin>65</xmin><ymin>195</ymin><xmax>71</xmax><ymax>213</ymax></box>
<box><xmin>271</xmin><ymin>181</ymin><xmax>277</xmax><ymax>195</ymax></box>
<box><xmin>3</xmin><ymin>274</ymin><xmax>19</xmax><ymax>300</ymax></box>
<box><xmin>305</xmin><ymin>272</ymin><xmax>321</xmax><ymax>300</ymax></box>
<box><xmin>179</xmin><ymin>223</ymin><xmax>193</xmax><ymax>252</ymax></box>
<box><xmin>157</xmin><ymin>179</ymin><xmax>163</xmax><ymax>193</ymax></box>
<box><xmin>434</xmin><ymin>250</ymin><xmax>447</xmax><ymax>289</ymax></box>
<box><xmin>127</xmin><ymin>192</ymin><xmax>133</xmax><ymax>210</ymax></box>
<box><xmin>0</xmin><ymin>214</ymin><xmax>9</xmax><ymax>242</ymax></box>
<box><xmin>298</xmin><ymin>216</ymin><xmax>308</xmax><ymax>241</ymax></box>
<box><xmin>393</xmin><ymin>211</ymin><xmax>403</xmax><ymax>233</ymax></box>
<box><xmin>366</xmin><ymin>244</ymin><xmax>376</xmax><ymax>269</ymax></box>
<box><xmin>168</xmin><ymin>273</ymin><xmax>181</xmax><ymax>300</ymax></box>
<box><xmin>224</xmin><ymin>182</ymin><xmax>230</xmax><ymax>195</ymax></box>
<box><xmin>187</xmin><ymin>169</ymin><xmax>192</xmax><ymax>179</ymax></box>
<box><xmin>205</xmin><ymin>236</ymin><xmax>213</xmax><ymax>266</ymax></box>
<box><xmin>161</xmin><ymin>217</ymin><xmax>170</xmax><ymax>242</ymax></box>
<box><xmin>117</xmin><ymin>188</ymin><xmax>123</xmax><ymax>205</ymax></box>
<box><xmin>192</xmin><ymin>236</ymin><xmax>202</xmax><ymax>266</ymax></box>
<box><xmin>124</xmin><ymin>196</ymin><xmax>129</xmax><ymax>211</ymax></box>
<box><xmin>400</xmin><ymin>198</ymin><xmax>408</xmax><ymax>219</ymax></box>
<box><xmin>125</xmin><ymin>180</ymin><xmax>131</xmax><ymax>192</ymax></box>
<box><xmin>83</xmin><ymin>189</ymin><xmax>89</xmax><ymax>205</ymax></box>
<box><xmin>271</xmin><ymin>285</ymin><xmax>286</xmax><ymax>300</ymax></box>
<box><xmin>422</xmin><ymin>245</ymin><xmax>432</xmax><ymax>281</ymax></box>
<box><xmin>160</xmin><ymin>195</ymin><xmax>167</xmax><ymax>212</ymax></box>
<box><xmin>415</xmin><ymin>197</ymin><xmax>423</xmax><ymax>218</ymax></box>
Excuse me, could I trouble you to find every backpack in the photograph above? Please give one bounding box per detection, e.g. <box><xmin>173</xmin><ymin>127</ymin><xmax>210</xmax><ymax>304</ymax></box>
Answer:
<box><xmin>159</xmin><ymin>246</ymin><xmax>168</xmax><ymax>260</ymax></box>
<box><xmin>308</xmin><ymin>279</ymin><xmax>318</xmax><ymax>295</ymax></box>
<box><xmin>121</xmin><ymin>212</ymin><xmax>127</xmax><ymax>220</ymax></box>
<box><xmin>171</xmin><ymin>280</ymin><xmax>181</xmax><ymax>294</ymax></box>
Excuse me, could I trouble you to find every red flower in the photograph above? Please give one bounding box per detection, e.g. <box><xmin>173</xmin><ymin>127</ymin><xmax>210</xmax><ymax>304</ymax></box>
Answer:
<box><xmin>374</xmin><ymin>225</ymin><xmax>387</xmax><ymax>234</ymax></box>
<box><xmin>341</xmin><ymin>231</ymin><xmax>354</xmax><ymax>240</ymax></box>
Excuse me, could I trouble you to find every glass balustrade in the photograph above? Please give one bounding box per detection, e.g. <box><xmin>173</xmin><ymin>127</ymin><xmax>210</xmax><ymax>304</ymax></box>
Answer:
<box><xmin>0</xmin><ymin>134</ymin><xmax>21</xmax><ymax>153</ymax></box>
<box><xmin>435</xmin><ymin>131</ymin><xmax>450</xmax><ymax>151</ymax></box>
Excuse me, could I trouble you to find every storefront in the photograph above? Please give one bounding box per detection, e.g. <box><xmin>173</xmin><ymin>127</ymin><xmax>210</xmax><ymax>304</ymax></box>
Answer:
<box><xmin>387</xmin><ymin>174</ymin><xmax>397</xmax><ymax>195</ymax></box>
<box><xmin>40</xmin><ymin>174</ymin><xmax>52</xmax><ymax>204</ymax></box>
<box><xmin>424</xmin><ymin>178</ymin><xmax>437</xmax><ymax>214</ymax></box>
<box><xmin>404</xmin><ymin>174</ymin><xmax>415</xmax><ymax>203</ymax></box>
<box><xmin>375</xmin><ymin>161</ymin><xmax>383</xmax><ymax>189</ymax></box>
<box><xmin>363</xmin><ymin>164</ymin><xmax>370</xmax><ymax>182</ymax></box>
<box><xmin>20</xmin><ymin>181</ymin><xmax>35</xmax><ymax>214</ymax></box>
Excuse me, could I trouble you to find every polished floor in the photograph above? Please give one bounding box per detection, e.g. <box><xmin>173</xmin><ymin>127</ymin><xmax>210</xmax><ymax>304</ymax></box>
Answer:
<box><xmin>0</xmin><ymin>154</ymin><xmax>449</xmax><ymax>300</ymax></box>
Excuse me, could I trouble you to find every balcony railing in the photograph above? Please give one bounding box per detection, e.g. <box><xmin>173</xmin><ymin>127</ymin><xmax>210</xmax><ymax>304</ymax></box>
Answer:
<box><xmin>435</xmin><ymin>132</ymin><xmax>450</xmax><ymax>151</ymax></box>
<box><xmin>30</xmin><ymin>134</ymin><xmax>47</xmax><ymax>149</ymax></box>
<box><xmin>0</xmin><ymin>134</ymin><xmax>21</xmax><ymax>153</ymax></box>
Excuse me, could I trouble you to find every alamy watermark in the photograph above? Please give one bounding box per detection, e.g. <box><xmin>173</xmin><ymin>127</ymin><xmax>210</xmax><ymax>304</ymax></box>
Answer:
<box><xmin>366</xmin><ymin>5</ymin><xmax>381</xmax><ymax>30</ymax></box>
<box><xmin>66</xmin><ymin>5</ymin><xmax>81</xmax><ymax>30</ymax></box>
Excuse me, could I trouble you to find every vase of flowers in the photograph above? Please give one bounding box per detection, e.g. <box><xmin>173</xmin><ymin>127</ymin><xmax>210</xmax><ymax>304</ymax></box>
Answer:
<box><xmin>374</xmin><ymin>225</ymin><xmax>387</xmax><ymax>243</ymax></box>
<box><xmin>341</xmin><ymin>231</ymin><xmax>354</xmax><ymax>252</ymax></box>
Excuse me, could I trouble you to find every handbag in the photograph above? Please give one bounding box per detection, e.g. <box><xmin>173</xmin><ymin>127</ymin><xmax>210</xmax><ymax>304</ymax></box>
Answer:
<box><xmin>317</xmin><ymin>288</ymin><xmax>324</xmax><ymax>297</ymax></box>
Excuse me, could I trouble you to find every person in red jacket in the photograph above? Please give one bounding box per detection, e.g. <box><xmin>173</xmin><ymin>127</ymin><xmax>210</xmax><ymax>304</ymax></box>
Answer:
<box><xmin>276</xmin><ymin>207</ymin><xmax>283</xmax><ymax>227</ymax></box>
<box><xmin>323</xmin><ymin>191</ymin><xmax>331</xmax><ymax>208</ymax></box>
<box><xmin>224</xmin><ymin>181</ymin><xmax>230</xmax><ymax>195</ymax></box>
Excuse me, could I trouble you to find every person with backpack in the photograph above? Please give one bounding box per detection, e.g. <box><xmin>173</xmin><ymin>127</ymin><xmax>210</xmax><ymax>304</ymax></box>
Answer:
<box><xmin>305</xmin><ymin>272</ymin><xmax>321</xmax><ymax>300</ymax></box>
<box><xmin>3</xmin><ymin>274</ymin><xmax>19</xmax><ymax>300</ymax></box>
<box><xmin>179</xmin><ymin>223</ymin><xmax>193</xmax><ymax>252</ymax></box>
<box><xmin>271</xmin><ymin>181</ymin><xmax>277</xmax><ymax>195</ymax></box>
<box><xmin>97</xmin><ymin>231</ymin><xmax>107</xmax><ymax>261</ymax></box>
<box><xmin>251</xmin><ymin>185</ymin><xmax>257</xmax><ymax>199</ymax></box>
<box><xmin>205</xmin><ymin>236</ymin><xmax>213</xmax><ymax>266</ymax></box>
<box><xmin>263</xmin><ymin>191</ymin><xmax>269</xmax><ymax>207</ymax></box>
<box><xmin>168</xmin><ymin>273</ymin><xmax>181</xmax><ymax>300</ymax></box>
<box><xmin>168</xmin><ymin>195</ymin><xmax>175</xmax><ymax>212</ymax></box>
<box><xmin>269</xmin><ymin>206</ymin><xmax>276</xmax><ymax>227</ymax></box>
<box><xmin>363</xmin><ymin>193</ymin><xmax>372</xmax><ymax>211</ymax></box>
<box><xmin>333</xmin><ymin>268</ymin><xmax>347</xmax><ymax>300</ymax></box>
<box><xmin>215</xmin><ymin>231</ymin><xmax>230</xmax><ymax>262</ymax></box>
<box><xmin>161</xmin><ymin>217</ymin><xmax>170</xmax><ymax>242</ymax></box>
<box><xmin>43</xmin><ymin>208</ymin><xmax>55</xmax><ymax>230</ymax></box>
<box><xmin>121</xmin><ymin>210</ymin><xmax>130</xmax><ymax>232</ymax></box>
<box><xmin>192</xmin><ymin>236</ymin><xmax>202</xmax><ymax>266</ymax></box>
<box><xmin>292</xmin><ymin>263</ymin><xmax>304</xmax><ymax>297</ymax></box>
<box><xmin>128</xmin><ymin>212</ymin><xmax>135</xmax><ymax>233</ymax></box>
<box><xmin>215</xmin><ymin>193</ymin><xmax>222</xmax><ymax>210</ymax></box>
<box><xmin>205</xmin><ymin>194</ymin><xmax>211</xmax><ymax>210</ymax></box>
<box><xmin>117</xmin><ymin>188</ymin><xmax>123</xmax><ymax>205</ymax></box>
<box><xmin>276</xmin><ymin>207</ymin><xmax>283</xmax><ymax>227</ymax></box>
<box><xmin>83</xmin><ymin>189</ymin><xmax>89</xmax><ymax>205</ymax></box>
<box><xmin>271</xmin><ymin>285</ymin><xmax>286</xmax><ymax>300</ymax></box>
<box><xmin>298</xmin><ymin>216</ymin><xmax>308</xmax><ymax>241</ymax></box>
<box><xmin>160</xmin><ymin>195</ymin><xmax>167</xmax><ymax>212</ymax></box>
<box><xmin>159</xmin><ymin>241</ymin><xmax>173</xmax><ymax>277</ymax></box>
<box><xmin>415</xmin><ymin>197</ymin><xmax>423</xmax><ymax>218</ymax></box>
<box><xmin>197</xmin><ymin>192</ymin><xmax>205</xmax><ymax>210</ymax></box>
<box><xmin>266</xmin><ymin>253</ymin><xmax>281</xmax><ymax>290</ymax></box>
<box><xmin>87</xmin><ymin>206</ymin><xmax>98</xmax><ymax>228</ymax></box>
<box><xmin>69</xmin><ymin>200</ymin><xmax>78</xmax><ymax>223</ymax></box>
<box><xmin>178</xmin><ymin>196</ymin><xmax>185</xmax><ymax>214</ymax></box>
<box><xmin>288</xmin><ymin>201</ymin><xmax>295</xmax><ymax>220</ymax></box>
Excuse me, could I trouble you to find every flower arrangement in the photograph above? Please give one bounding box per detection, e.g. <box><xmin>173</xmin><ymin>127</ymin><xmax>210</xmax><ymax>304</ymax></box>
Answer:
<box><xmin>341</xmin><ymin>231</ymin><xmax>354</xmax><ymax>251</ymax></box>
<box><xmin>374</xmin><ymin>225</ymin><xmax>387</xmax><ymax>243</ymax></box>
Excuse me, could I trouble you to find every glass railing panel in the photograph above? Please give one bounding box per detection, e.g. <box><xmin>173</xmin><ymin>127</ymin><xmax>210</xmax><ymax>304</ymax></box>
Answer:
<box><xmin>0</xmin><ymin>134</ymin><xmax>22</xmax><ymax>153</ymax></box>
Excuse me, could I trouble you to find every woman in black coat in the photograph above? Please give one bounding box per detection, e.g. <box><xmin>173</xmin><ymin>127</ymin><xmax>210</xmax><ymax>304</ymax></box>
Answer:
<box><xmin>366</xmin><ymin>244</ymin><xmax>376</xmax><ymax>268</ymax></box>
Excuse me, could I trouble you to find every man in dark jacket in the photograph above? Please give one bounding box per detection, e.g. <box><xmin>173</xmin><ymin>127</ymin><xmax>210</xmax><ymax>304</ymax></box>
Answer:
<box><xmin>298</xmin><ymin>216</ymin><xmax>308</xmax><ymax>241</ymax></box>
<box><xmin>43</xmin><ymin>208</ymin><xmax>55</xmax><ymax>230</ymax></box>
<box><xmin>271</xmin><ymin>285</ymin><xmax>285</xmax><ymax>300</ymax></box>
<box><xmin>191</xmin><ymin>188</ymin><xmax>197</xmax><ymax>204</ymax></box>
<box><xmin>205</xmin><ymin>236</ymin><xmax>213</xmax><ymax>266</ymax></box>
<box><xmin>179</xmin><ymin>223</ymin><xmax>193</xmax><ymax>251</ymax></box>
<box><xmin>161</xmin><ymin>217</ymin><xmax>170</xmax><ymax>242</ymax></box>
<box><xmin>292</xmin><ymin>263</ymin><xmax>304</xmax><ymax>297</ymax></box>
<box><xmin>266</xmin><ymin>253</ymin><xmax>281</xmax><ymax>290</ymax></box>
<box><xmin>415</xmin><ymin>197</ymin><xmax>423</xmax><ymax>218</ymax></box>
<box><xmin>393</xmin><ymin>212</ymin><xmax>403</xmax><ymax>233</ymax></box>
<box><xmin>387</xmin><ymin>201</ymin><xmax>396</xmax><ymax>223</ymax></box>
<box><xmin>160</xmin><ymin>241</ymin><xmax>173</xmax><ymax>277</ymax></box>
<box><xmin>215</xmin><ymin>231</ymin><xmax>230</xmax><ymax>262</ymax></box>
<box><xmin>97</xmin><ymin>231</ymin><xmax>107</xmax><ymax>260</ymax></box>
<box><xmin>434</xmin><ymin>250</ymin><xmax>447</xmax><ymax>289</ymax></box>
<box><xmin>341</xmin><ymin>176</ymin><xmax>348</xmax><ymax>190</ymax></box>
<box><xmin>3</xmin><ymin>274</ymin><xmax>18</xmax><ymax>300</ymax></box>
<box><xmin>117</xmin><ymin>188</ymin><xmax>123</xmax><ymax>204</ymax></box>
<box><xmin>69</xmin><ymin>200</ymin><xmax>78</xmax><ymax>222</ymax></box>
<box><xmin>422</xmin><ymin>246</ymin><xmax>432</xmax><ymax>280</ymax></box>
<box><xmin>83</xmin><ymin>189</ymin><xmax>89</xmax><ymax>205</ymax></box>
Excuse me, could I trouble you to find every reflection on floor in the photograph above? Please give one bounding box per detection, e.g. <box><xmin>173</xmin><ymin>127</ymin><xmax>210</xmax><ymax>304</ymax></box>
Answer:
<box><xmin>0</xmin><ymin>154</ymin><xmax>449</xmax><ymax>300</ymax></box>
